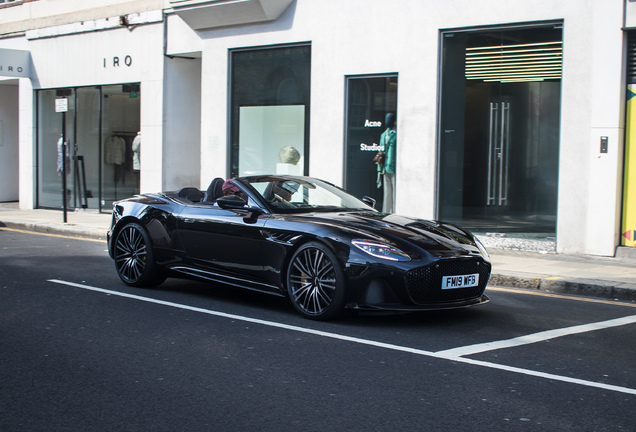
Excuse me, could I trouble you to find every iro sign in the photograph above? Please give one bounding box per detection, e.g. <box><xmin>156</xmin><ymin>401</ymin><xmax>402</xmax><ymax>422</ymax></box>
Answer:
<box><xmin>103</xmin><ymin>55</ymin><xmax>133</xmax><ymax>68</ymax></box>
<box><xmin>0</xmin><ymin>48</ymin><xmax>31</xmax><ymax>78</ymax></box>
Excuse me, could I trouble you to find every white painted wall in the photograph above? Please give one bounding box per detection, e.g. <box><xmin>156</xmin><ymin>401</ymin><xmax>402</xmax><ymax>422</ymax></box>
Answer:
<box><xmin>558</xmin><ymin>0</ymin><xmax>626</xmax><ymax>255</ymax></box>
<box><xmin>170</xmin><ymin>0</ymin><xmax>629</xmax><ymax>256</ymax></box>
<box><xmin>23</xmin><ymin>20</ymin><xmax>166</xmax><ymax>195</ymax></box>
<box><xmin>0</xmin><ymin>0</ymin><xmax>630</xmax><ymax>256</ymax></box>
<box><xmin>0</xmin><ymin>0</ymin><xmax>167</xmax><ymax>36</ymax></box>
<box><xmin>163</xmin><ymin>56</ymin><xmax>202</xmax><ymax>191</ymax></box>
<box><xmin>18</xmin><ymin>77</ymin><xmax>34</xmax><ymax>210</ymax></box>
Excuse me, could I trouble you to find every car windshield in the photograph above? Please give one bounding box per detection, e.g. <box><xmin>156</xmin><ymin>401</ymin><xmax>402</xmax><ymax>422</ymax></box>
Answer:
<box><xmin>240</xmin><ymin>176</ymin><xmax>374</xmax><ymax>213</ymax></box>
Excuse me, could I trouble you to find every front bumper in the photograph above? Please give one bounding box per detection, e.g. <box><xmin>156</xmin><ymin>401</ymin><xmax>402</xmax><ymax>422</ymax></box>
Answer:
<box><xmin>344</xmin><ymin>256</ymin><xmax>491</xmax><ymax>312</ymax></box>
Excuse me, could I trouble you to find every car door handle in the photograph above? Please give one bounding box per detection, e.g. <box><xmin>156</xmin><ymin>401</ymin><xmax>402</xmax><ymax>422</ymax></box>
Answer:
<box><xmin>183</xmin><ymin>218</ymin><xmax>195</xmax><ymax>223</ymax></box>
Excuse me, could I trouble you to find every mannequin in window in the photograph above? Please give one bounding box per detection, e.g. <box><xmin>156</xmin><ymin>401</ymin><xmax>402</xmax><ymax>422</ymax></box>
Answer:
<box><xmin>132</xmin><ymin>131</ymin><xmax>141</xmax><ymax>171</ymax></box>
<box><xmin>378</xmin><ymin>112</ymin><xmax>396</xmax><ymax>213</ymax></box>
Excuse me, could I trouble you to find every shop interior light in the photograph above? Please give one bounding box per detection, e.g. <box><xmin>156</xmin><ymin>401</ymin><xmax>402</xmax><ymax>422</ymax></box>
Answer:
<box><xmin>465</xmin><ymin>41</ymin><xmax>562</xmax><ymax>82</ymax></box>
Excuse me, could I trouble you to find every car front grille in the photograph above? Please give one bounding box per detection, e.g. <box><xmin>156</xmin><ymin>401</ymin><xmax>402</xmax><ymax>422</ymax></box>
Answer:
<box><xmin>405</xmin><ymin>258</ymin><xmax>490</xmax><ymax>304</ymax></box>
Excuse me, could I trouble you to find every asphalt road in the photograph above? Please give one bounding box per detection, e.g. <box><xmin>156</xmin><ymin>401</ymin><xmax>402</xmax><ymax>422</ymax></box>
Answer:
<box><xmin>1</xmin><ymin>228</ymin><xmax>635</xmax><ymax>432</ymax></box>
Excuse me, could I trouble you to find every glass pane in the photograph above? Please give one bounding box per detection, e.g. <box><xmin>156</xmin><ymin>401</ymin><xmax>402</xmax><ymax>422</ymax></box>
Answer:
<box><xmin>75</xmin><ymin>87</ymin><xmax>101</xmax><ymax>210</ymax></box>
<box><xmin>438</xmin><ymin>27</ymin><xmax>562</xmax><ymax>235</ymax></box>
<box><xmin>238</xmin><ymin>105</ymin><xmax>305</xmax><ymax>176</ymax></box>
<box><xmin>37</xmin><ymin>89</ymin><xmax>75</xmax><ymax>209</ymax></box>
<box><xmin>101</xmin><ymin>84</ymin><xmax>141</xmax><ymax>209</ymax></box>
<box><xmin>344</xmin><ymin>76</ymin><xmax>398</xmax><ymax>212</ymax></box>
<box><xmin>230</xmin><ymin>45</ymin><xmax>311</xmax><ymax>178</ymax></box>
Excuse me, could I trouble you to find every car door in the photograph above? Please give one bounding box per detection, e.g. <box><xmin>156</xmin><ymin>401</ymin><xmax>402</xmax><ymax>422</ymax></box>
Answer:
<box><xmin>176</xmin><ymin>202</ymin><xmax>269</xmax><ymax>284</ymax></box>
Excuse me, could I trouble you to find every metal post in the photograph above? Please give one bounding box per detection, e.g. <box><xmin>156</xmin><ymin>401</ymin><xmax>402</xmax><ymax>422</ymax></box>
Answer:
<box><xmin>62</xmin><ymin>111</ymin><xmax>67</xmax><ymax>223</ymax></box>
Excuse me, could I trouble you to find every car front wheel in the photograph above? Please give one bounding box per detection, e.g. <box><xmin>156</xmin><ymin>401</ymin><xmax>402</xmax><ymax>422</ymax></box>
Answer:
<box><xmin>286</xmin><ymin>242</ymin><xmax>346</xmax><ymax>320</ymax></box>
<box><xmin>114</xmin><ymin>222</ymin><xmax>166</xmax><ymax>287</ymax></box>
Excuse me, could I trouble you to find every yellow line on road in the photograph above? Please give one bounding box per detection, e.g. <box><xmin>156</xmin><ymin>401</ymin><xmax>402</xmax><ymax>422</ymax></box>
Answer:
<box><xmin>0</xmin><ymin>227</ymin><xmax>105</xmax><ymax>243</ymax></box>
<box><xmin>488</xmin><ymin>286</ymin><xmax>636</xmax><ymax>308</ymax></box>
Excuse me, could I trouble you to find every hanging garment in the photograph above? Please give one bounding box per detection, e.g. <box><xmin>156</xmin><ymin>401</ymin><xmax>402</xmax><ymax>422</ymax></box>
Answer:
<box><xmin>56</xmin><ymin>137</ymin><xmax>71</xmax><ymax>176</ymax></box>
<box><xmin>132</xmin><ymin>132</ymin><xmax>141</xmax><ymax>171</ymax></box>
<box><xmin>105</xmin><ymin>135</ymin><xmax>126</xmax><ymax>165</ymax></box>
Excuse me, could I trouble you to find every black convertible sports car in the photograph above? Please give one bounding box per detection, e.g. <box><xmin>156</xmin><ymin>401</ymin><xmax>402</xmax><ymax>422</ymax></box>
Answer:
<box><xmin>107</xmin><ymin>175</ymin><xmax>491</xmax><ymax>320</ymax></box>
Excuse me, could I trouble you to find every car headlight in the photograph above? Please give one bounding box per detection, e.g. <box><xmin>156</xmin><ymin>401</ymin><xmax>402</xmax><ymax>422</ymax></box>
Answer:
<box><xmin>352</xmin><ymin>239</ymin><xmax>411</xmax><ymax>261</ymax></box>
<box><xmin>474</xmin><ymin>237</ymin><xmax>491</xmax><ymax>263</ymax></box>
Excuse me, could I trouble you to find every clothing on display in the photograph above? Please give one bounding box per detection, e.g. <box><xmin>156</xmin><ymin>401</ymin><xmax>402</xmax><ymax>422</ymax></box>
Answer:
<box><xmin>380</xmin><ymin>128</ymin><xmax>396</xmax><ymax>174</ymax></box>
<box><xmin>376</xmin><ymin>113</ymin><xmax>396</xmax><ymax>213</ymax></box>
<box><xmin>106</xmin><ymin>132</ymin><xmax>138</xmax><ymax>185</ymax></box>
<box><xmin>383</xmin><ymin>172</ymin><xmax>396</xmax><ymax>214</ymax></box>
<box><xmin>56</xmin><ymin>136</ymin><xmax>71</xmax><ymax>176</ymax></box>
<box><xmin>105</xmin><ymin>135</ymin><xmax>126</xmax><ymax>165</ymax></box>
<box><xmin>132</xmin><ymin>131</ymin><xmax>141</xmax><ymax>171</ymax></box>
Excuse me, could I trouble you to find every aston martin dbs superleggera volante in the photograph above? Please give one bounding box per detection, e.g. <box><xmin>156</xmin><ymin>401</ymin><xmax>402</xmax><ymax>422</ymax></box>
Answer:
<box><xmin>107</xmin><ymin>175</ymin><xmax>491</xmax><ymax>320</ymax></box>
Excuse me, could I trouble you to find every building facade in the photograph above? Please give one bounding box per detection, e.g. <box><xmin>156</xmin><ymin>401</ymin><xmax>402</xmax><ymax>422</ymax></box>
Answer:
<box><xmin>0</xmin><ymin>0</ymin><xmax>634</xmax><ymax>257</ymax></box>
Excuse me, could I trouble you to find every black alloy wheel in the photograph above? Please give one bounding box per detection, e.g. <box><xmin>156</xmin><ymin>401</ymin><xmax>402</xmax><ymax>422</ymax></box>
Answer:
<box><xmin>114</xmin><ymin>222</ymin><xmax>165</xmax><ymax>287</ymax></box>
<box><xmin>287</xmin><ymin>242</ymin><xmax>346</xmax><ymax>320</ymax></box>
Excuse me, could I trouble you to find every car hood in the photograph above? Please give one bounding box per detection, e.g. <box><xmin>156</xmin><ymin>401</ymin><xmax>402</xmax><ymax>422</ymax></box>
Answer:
<box><xmin>283</xmin><ymin>211</ymin><xmax>483</xmax><ymax>258</ymax></box>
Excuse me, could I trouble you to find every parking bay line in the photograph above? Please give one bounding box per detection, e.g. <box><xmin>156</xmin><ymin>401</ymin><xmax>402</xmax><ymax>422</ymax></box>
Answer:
<box><xmin>435</xmin><ymin>315</ymin><xmax>636</xmax><ymax>358</ymax></box>
<box><xmin>49</xmin><ymin>279</ymin><xmax>636</xmax><ymax>396</ymax></box>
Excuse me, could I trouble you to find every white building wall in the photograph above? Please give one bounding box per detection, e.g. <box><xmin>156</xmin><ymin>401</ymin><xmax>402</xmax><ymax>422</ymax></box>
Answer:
<box><xmin>199</xmin><ymin>43</ymin><xmax>229</xmax><ymax>189</ymax></box>
<box><xmin>21</xmin><ymin>18</ymin><xmax>166</xmax><ymax>196</ymax></box>
<box><xmin>163</xmin><ymin>56</ymin><xmax>202</xmax><ymax>191</ymax></box>
<box><xmin>166</xmin><ymin>0</ymin><xmax>628</xmax><ymax>256</ymax></box>
<box><xmin>18</xmin><ymin>77</ymin><xmax>34</xmax><ymax>210</ymax></box>
<box><xmin>0</xmin><ymin>0</ymin><xmax>630</xmax><ymax>256</ymax></box>
<box><xmin>0</xmin><ymin>0</ymin><xmax>166</xmax><ymax>35</ymax></box>
<box><xmin>559</xmin><ymin>0</ymin><xmax>626</xmax><ymax>255</ymax></box>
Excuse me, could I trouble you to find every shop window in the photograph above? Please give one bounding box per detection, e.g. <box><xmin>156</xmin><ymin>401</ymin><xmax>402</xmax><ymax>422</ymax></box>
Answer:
<box><xmin>36</xmin><ymin>84</ymin><xmax>140</xmax><ymax>211</ymax></box>
<box><xmin>229</xmin><ymin>44</ymin><xmax>311</xmax><ymax>178</ymax></box>
<box><xmin>37</xmin><ymin>89</ymin><xmax>76</xmax><ymax>209</ymax></box>
<box><xmin>344</xmin><ymin>75</ymin><xmax>398</xmax><ymax>213</ymax></box>
<box><xmin>101</xmin><ymin>85</ymin><xmax>141</xmax><ymax>209</ymax></box>
<box><xmin>437</xmin><ymin>25</ymin><xmax>562</xmax><ymax>235</ymax></box>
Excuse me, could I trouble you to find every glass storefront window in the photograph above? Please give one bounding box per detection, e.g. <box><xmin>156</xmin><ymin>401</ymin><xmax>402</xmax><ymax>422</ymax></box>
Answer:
<box><xmin>36</xmin><ymin>84</ymin><xmax>140</xmax><ymax>212</ymax></box>
<box><xmin>75</xmin><ymin>87</ymin><xmax>100</xmax><ymax>210</ymax></box>
<box><xmin>37</xmin><ymin>89</ymin><xmax>75</xmax><ymax>209</ymax></box>
<box><xmin>101</xmin><ymin>84</ymin><xmax>141</xmax><ymax>209</ymax></box>
<box><xmin>437</xmin><ymin>26</ymin><xmax>562</xmax><ymax>235</ymax></box>
<box><xmin>344</xmin><ymin>75</ymin><xmax>398</xmax><ymax>212</ymax></box>
<box><xmin>230</xmin><ymin>44</ymin><xmax>311</xmax><ymax>178</ymax></box>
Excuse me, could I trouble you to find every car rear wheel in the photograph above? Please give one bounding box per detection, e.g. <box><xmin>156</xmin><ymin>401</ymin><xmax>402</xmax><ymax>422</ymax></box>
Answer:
<box><xmin>286</xmin><ymin>242</ymin><xmax>346</xmax><ymax>320</ymax></box>
<box><xmin>114</xmin><ymin>222</ymin><xmax>166</xmax><ymax>287</ymax></box>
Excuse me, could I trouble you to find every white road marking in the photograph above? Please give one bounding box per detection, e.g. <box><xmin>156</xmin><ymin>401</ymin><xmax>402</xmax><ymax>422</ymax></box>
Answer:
<box><xmin>48</xmin><ymin>279</ymin><xmax>636</xmax><ymax>396</ymax></box>
<box><xmin>435</xmin><ymin>315</ymin><xmax>636</xmax><ymax>358</ymax></box>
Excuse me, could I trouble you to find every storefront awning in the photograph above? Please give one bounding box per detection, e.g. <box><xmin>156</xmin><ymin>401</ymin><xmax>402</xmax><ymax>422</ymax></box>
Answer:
<box><xmin>0</xmin><ymin>48</ymin><xmax>31</xmax><ymax>79</ymax></box>
<box><xmin>170</xmin><ymin>0</ymin><xmax>294</xmax><ymax>30</ymax></box>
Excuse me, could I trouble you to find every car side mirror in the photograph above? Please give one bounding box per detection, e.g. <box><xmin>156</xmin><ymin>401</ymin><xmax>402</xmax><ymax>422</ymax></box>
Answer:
<box><xmin>217</xmin><ymin>195</ymin><xmax>265</xmax><ymax>219</ymax></box>
<box><xmin>217</xmin><ymin>195</ymin><xmax>248</xmax><ymax>210</ymax></box>
<box><xmin>362</xmin><ymin>196</ymin><xmax>376</xmax><ymax>209</ymax></box>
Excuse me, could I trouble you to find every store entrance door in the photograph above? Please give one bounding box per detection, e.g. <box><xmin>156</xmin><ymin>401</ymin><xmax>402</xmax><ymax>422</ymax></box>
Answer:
<box><xmin>37</xmin><ymin>84</ymin><xmax>140</xmax><ymax>212</ymax></box>
<box><xmin>438</xmin><ymin>26</ymin><xmax>562</xmax><ymax>235</ymax></box>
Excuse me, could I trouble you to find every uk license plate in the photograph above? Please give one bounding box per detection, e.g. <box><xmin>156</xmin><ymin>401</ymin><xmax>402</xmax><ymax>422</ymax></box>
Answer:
<box><xmin>441</xmin><ymin>273</ymin><xmax>479</xmax><ymax>290</ymax></box>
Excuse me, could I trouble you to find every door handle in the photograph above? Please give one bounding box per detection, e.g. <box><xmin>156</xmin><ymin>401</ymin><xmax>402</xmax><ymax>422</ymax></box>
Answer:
<box><xmin>183</xmin><ymin>218</ymin><xmax>195</xmax><ymax>223</ymax></box>
<box><xmin>487</xmin><ymin>102</ymin><xmax>498</xmax><ymax>205</ymax></box>
<box><xmin>499</xmin><ymin>102</ymin><xmax>510</xmax><ymax>205</ymax></box>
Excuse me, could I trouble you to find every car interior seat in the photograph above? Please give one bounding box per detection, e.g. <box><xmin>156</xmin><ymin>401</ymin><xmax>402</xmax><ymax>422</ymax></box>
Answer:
<box><xmin>202</xmin><ymin>177</ymin><xmax>225</xmax><ymax>203</ymax></box>
<box><xmin>176</xmin><ymin>187</ymin><xmax>204</xmax><ymax>202</ymax></box>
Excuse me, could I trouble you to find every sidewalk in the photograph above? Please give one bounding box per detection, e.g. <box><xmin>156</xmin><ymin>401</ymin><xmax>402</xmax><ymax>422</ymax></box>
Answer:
<box><xmin>1</xmin><ymin>201</ymin><xmax>635</xmax><ymax>303</ymax></box>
